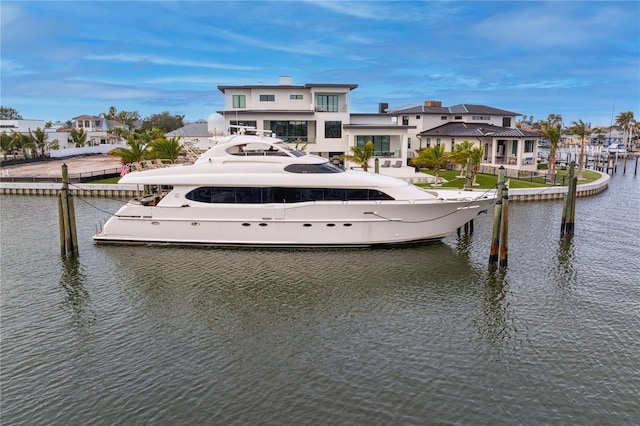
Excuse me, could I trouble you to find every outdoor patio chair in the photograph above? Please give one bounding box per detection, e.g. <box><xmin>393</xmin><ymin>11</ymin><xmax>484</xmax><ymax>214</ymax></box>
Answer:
<box><xmin>392</xmin><ymin>160</ymin><xmax>403</xmax><ymax>168</ymax></box>
<box><xmin>381</xmin><ymin>160</ymin><xmax>391</xmax><ymax>167</ymax></box>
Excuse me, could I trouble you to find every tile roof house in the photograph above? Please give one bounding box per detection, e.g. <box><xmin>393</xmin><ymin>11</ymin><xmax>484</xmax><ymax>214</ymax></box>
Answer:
<box><xmin>417</xmin><ymin>122</ymin><xmax>540</xmax><ymax>168</ymax></box>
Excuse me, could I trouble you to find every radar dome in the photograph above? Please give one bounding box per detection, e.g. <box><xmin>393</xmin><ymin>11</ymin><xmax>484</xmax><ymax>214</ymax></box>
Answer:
<box><xmin>207</xmin><ymin>113</ymin><xmax>225</xmax><ymax>136</ymax></box>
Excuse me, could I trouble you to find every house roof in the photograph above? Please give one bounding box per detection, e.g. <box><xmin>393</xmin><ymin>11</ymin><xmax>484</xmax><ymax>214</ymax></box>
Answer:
<box><xmin>418</xmin><ymin>122</ymin><xmax>539</xmax><ymax>138</ymax></box>
<box><xmin>165</xmin><ymin>120</ymin><xmax>211</xmax><ymax>138</ymax></box>
<box><xmin>218</xmin><ymin>83</ymin><xmax>358</xmax><ymax>93</ymax></box>
<box><xmin>390</xmin><ymin>104</ymin><xmax>520</xmax><ymax>116</ymax></box>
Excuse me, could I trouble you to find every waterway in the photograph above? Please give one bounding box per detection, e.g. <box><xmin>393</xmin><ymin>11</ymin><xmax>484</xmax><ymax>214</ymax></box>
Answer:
<box><xmin>1</xmin><ymin>170</ymin><xmax>638</xmax><ymax>425</ymax></box>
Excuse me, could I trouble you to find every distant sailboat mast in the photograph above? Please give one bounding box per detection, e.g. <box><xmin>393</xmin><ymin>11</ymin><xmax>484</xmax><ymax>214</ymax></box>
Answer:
<box><xmin>607</xmin><ymin>98</ymin><xmax>615</xmax><ymax>145</ymax></box>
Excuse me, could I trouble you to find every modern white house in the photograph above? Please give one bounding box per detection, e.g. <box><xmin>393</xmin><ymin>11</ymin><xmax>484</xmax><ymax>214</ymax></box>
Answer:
<box><xmin>214</xmin><ymin>77</ymin><xmax>539</xmax><ymax>172</ymax></box>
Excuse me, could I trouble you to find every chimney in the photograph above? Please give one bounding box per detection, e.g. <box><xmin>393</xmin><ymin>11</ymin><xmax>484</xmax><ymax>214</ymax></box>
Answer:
<box><xmin>378</xmin><ymin>102</ymin><xmax>389</xmax><ymax>113</ymax></box>
<box><xmin>279</xmin><ymin>76</ymin><xmax>292</xmax><ymax>85</ymax></box>
<box><xmin>424</xmin><ymin>100</ymin><xmax>442</xmax><ymax>107</ymax></box>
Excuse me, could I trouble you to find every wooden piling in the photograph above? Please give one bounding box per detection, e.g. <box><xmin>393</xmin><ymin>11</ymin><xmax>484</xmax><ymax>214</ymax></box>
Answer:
<box><xmin>57</xmin><ymin>193</ymin><xmax>66</xmax><ymax>255</ymax></box>
<box><xmin>561</xmin><ymin>161</ymin><xmax>577</xmax><ymax>236</ymax></box>
<box><xmin>489</xmin><ymin>167</ymin><xmax>505</xmax><ymax>268</ymax></box>
<box><xmin>59</xmin><ymin>164</ymin><xmax>79</xmax><ymax>256</ymax></box>
<box><xmin>499</xmin><ymin>186</ymin><xmax>509</xmax><ymax>269</ymax></box>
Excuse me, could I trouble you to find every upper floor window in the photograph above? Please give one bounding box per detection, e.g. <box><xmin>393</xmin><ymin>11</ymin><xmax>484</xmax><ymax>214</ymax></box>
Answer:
<box><xmin>416</xmin><ymin>116</ymin><xmax>420</xmax><ymax>119</ymax></box>
<box><xmin>260</xmin><ymin>94</ymin><xmax>275</xmax><ymax>102</ymax></box>
<box><xmin>325</xmin><ymin>121</ymin><xmax>342</xmax><ymax>138</ymax></box>
<box><xmin>317</xmin><ymin>95</ymin><xmax>338</xmax><ymax>112</ymax></box>
<box><xmin>441</xmin><ymin>116</ymin><xmax>447</xmax><ymax>120</ymax></box>
<box><xmin>233</xmin><ymin>95</ymin><xmax>246</xmax><ymax>108</ymax></box>
<box><xmin>454</xmin><ymin>116</ymin><xmax>462</xmax><ymax>120</ymax></box>
<box><xmin>290</xmin><ymin>94</ymin><xmax>303</xmax><ymax>100</ymax></box>
<box><xmin>402</xmin><ymin>116</ymin><xmax>409</xmax><ymax>125</ymax></box>
<box><xmin>502</xmin><ymin>117</ymin><xmax>512</xmax><ymax>127</ymax></box>
<box><xmin>472</xmin><ymin>115</ymin><xmax>490</xmax><ymax>121</ymax></box>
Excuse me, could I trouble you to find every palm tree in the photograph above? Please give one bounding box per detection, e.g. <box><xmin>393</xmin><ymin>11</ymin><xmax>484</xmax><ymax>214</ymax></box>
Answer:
<box><xmin>69</xmin><ymin>128</ymin><xmax>88</xmax><ymax>147</ymax></box>
<box><xmin>569</xmin><ymin>119</ymin><xmax>590</xmax><ymax>180</ymax></box>
<box><xmin>451</xmin><ymin>140</ymin><xmax>474</xmax><ymax>177</ymax></box>
<box><xmin>413</xmin><ymin>144</ymin><xmax>450</xmax><ymax>186</ymax></box>
<box><xmin>30</xmin><ymin>127</ymin><xmax>49</xmax><ymax>157</ymax></box>
<box><xmin>1</xmin><ymin>132</ymin><xmax>14</xmax><ymax>161</ymax></box>
<box><xmin>12</xmin><ymin>132</ymin><xmax>33</xmax><ymax>159</ymax></box>
<box><xmin>540</xmin><ymin>119</ymin><xmax>562</xmax><ymax>180</ymax></box>
<box><xmin>108</xmin><ymin>132</ymin><xmax>152</xmax><ymax>165</ymax></box>
<box><xmin>150</xmin><ymin>137</ymin><xmax>181</xmax><ymax>164</ymax></box>
<box><xmin>469</xmin><ymin>145</ymin><xmax>484</xmax><ymax>186</ymax></box>
<box><xmin>614</xmin><ymin>111</ymin><xmax>635</xmax><ymax>150</ymax></box>
<box><xmin>342</xmin><ymin>140</ymin><xmax>374</xmax><ymax>171</ymax></box>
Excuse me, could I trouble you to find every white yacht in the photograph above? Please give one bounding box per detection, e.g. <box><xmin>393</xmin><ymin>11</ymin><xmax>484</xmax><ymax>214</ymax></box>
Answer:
<box><xmin>94</xmin><ymin>127</ymin><xmax>495</xmax><ymax>247</ymax></box>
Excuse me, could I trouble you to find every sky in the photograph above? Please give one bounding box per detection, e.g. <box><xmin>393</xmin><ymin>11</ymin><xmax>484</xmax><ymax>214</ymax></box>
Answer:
<box><xmin>1</xmin><ymin>0</ymin><xmax>639</xmax><ymax>127</ymax></box>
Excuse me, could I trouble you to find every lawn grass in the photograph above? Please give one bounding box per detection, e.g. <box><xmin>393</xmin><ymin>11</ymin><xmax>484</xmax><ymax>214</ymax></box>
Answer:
<box><xmin>416</xmin><ymin>168</ymin><xmax>602</xmax><ymax>190</ymax></box>
<box><xmin>86</xmin><ymin>168</ymin><xmax>603</xmax><ymax>189</ymax></box>
<box><xmin>87</xmin><ymin>177</ymin><xmax>121</xmax><ymax>184</ymax></box>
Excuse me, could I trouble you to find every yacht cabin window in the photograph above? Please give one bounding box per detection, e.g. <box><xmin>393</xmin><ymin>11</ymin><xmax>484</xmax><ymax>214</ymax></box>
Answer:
<box><xmin>185</xmin><ymin>187</ymin><xmax>394</xmax><ymax>204</ymax></box>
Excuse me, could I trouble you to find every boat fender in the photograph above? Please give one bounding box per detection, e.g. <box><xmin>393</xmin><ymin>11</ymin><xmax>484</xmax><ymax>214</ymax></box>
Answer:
<box><xmin>181</xmin><ymin>204</ymin><xmax>190</xmax><ymax>207</ymax></box>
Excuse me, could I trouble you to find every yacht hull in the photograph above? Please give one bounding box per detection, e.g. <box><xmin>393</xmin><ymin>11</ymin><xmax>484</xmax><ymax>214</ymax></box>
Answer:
<box><xmin>94</xmin><ymin>197</ymin><xmax>493</xmax><ymax>247</ymax></box>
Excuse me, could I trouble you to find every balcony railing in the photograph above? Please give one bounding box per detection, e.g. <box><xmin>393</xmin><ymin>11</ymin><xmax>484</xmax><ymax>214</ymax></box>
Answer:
<box><xmin>373</xmin><ymin>150</ymin><xmax>400</xmax><ymax>158</ymax></box>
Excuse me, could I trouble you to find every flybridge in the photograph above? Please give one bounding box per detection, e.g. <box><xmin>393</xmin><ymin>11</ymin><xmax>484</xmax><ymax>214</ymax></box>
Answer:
<box><xmin>228</xmin><ymin>125</ymin><xmax>277</xmax><ymax>137</ymax></box>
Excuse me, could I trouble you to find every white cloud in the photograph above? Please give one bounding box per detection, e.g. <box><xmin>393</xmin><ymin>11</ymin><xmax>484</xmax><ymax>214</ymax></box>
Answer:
<box><xmin>0</xmin><ymin>58</ymin><xmax>36</xmax><ymax>76</ymax></box>
<box><xmin>84</xmin><ymin>54</ymin><xmax>261</xmax><ymax>71</ymax></box>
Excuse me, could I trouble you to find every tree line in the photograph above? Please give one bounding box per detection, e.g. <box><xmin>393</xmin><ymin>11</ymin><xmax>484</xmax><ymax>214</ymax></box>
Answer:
<box><xmin>0</xmin><ymin>105</ymin><xmax>188</xmax><ymax>162</ymax></box>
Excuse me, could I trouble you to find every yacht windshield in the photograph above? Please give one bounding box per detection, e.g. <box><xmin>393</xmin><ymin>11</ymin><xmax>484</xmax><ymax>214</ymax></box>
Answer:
<box><xmin>284</xmin><ymin>163</ymin><xmax>344</xmax><ymax>173</ymax></box>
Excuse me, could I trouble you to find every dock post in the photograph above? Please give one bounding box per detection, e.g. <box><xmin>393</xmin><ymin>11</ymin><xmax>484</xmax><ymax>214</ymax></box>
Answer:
<box><xmin>489</xmin><ymin>167</ymin><xmax>505</xmax><ymax>268</ymax></box>
<box><xmin>57</xmin><ymin>193</ymin><xmax>66</xmax><ymax>255</ymax></box>
<box><xmin>499</xmin><ymin>186</ymin><xmax>509</xmax><ymax>269</ymax></box>
<box><xmin>623</xmin><ymin>154</ymin><xmax>627</xmax><ymax>175</ymax></box>
<box><xmin>374</xmin><ymin>157</ymin><xmax>379</xmax><ymax>174</ymax></box>
<box><xmin>635</xmin><ymin>154</ymin><xmax>638</xmax><ymax>176</ymax></box>
<box><xmin>561</xmin><ymin>161</ymin><xmax>577</xmax><ymax>235</ymax></box>
<box><xmin>58</xmin><ymin>164</ymin><xmax>79</xmax><ymax>256</ymax></box>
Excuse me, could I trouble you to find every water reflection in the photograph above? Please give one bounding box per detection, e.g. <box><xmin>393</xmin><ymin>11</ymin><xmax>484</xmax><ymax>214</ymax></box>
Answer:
<box><xmin>59</xmin><ymin>256</ymin><xmax>95</xmax><ymax>328</ymax></box>
<box><xmin>100</xmin><ymin>244</ymin><xmax>483</xmax><ymax>323</ymax></box>
<box><xmin>554</xmin><ymin>235</ymin><xmax>577</xmax><ymax>289</ymax></box>
<box><xmin>475</xmin><ymin>270</ymin><xmax>528</xmax><ymax>356</ymax></box>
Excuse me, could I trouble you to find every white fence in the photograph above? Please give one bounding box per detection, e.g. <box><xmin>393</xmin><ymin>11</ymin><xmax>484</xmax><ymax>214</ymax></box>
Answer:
<box><xmin>49</xmin><ymin>144</ymin><xmax>127</xmax><ymax>158</ymax></box>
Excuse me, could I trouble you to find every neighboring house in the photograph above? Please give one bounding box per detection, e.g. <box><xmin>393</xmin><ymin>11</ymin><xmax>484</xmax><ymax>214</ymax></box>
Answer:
<box><xmin>418</xmin><ymin>122</ymin><xmax>539</xmax><ymax>170</ymax></box>
<box><xmin>165</xmin><ymin>119</ymin><xmax>213</xmax><ymax>151</ymax></box>
<box><xmin>70</xmin><ymin>115</ymin><xmax>127</xmax><ymax>147</ymax></box>
<box><xmin>387</xmin><ymin>101</ymin><xmax>519</xmax><ymax>148</ymax></box>
<box><xmin>0</xmin><ymin>119</ymin><xmax>46</xmax><ymax>133</ymax></box>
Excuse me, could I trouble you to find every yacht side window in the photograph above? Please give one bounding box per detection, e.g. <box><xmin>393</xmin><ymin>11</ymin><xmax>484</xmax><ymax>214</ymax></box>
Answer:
<box><xmin>285</xmin><ymin>164</ymin><xmax>343</xmax><ymax>173</ymax></box>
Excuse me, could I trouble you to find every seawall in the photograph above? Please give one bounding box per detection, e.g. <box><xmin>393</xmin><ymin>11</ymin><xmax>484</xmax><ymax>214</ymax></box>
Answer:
<box><xmin>0</xmin><ymin>172</ymin><xmax>610</xmax><ymax>201</ymax></box>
